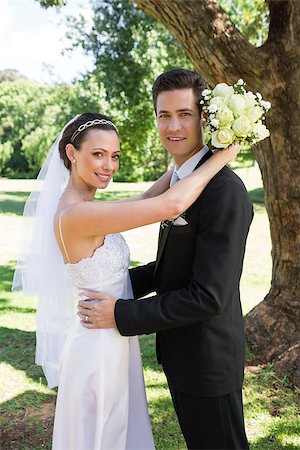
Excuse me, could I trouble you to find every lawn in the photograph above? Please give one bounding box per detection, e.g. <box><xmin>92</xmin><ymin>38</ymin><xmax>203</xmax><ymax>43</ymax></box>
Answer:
<box><xmin>0</xmin><ymin>167</ymin><xmax>299</xmax><ymax>450</ymax></box>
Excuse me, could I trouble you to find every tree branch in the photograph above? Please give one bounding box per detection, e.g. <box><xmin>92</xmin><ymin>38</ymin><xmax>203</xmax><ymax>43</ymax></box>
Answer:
<box><xmin>132</xmin><ymin>0</ymin><xmax>267</xmax><ymax>87</ymax></box>
<box><xmin>265</xmin><ymin>0</ymin><xmax>298</xmax><ymax>50</ymax></box>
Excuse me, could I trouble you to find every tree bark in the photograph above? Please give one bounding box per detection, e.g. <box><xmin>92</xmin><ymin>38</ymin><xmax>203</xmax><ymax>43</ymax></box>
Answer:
<box><xmin>133</xmin><ymin>0</ymin><xmax>300</xmax><ymax>385</ymax></box>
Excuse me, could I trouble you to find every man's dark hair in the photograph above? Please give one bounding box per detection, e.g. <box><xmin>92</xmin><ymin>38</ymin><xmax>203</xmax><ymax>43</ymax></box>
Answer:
<box><xmin>152</xmin><ymin>68</ymin><xmax>207</xmax><ymax>114</ymax></box>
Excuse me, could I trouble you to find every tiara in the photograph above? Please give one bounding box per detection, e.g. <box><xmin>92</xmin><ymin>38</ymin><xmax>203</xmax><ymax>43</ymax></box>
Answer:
<box><xmin>70</xmin><ymin>119</ymin><xmax>118</xmax><ymax>143</ymax></box>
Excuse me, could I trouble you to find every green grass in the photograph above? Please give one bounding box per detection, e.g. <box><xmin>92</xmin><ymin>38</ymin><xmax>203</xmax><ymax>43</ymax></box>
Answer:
<box><xmin>1</xmin><ymin>171</ymin><xmax>299</xmax><ymax>450</ymax></box>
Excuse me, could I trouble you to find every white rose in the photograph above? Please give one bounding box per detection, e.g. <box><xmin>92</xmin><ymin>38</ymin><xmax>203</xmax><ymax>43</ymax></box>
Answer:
<box><xmin>232</xmin><ymin>116</ymin><xmax>252</xmax><ymax>138</ymax></box>
<box><xmin>211</xmin><ymin>127</ymin><xmax>235</xmax><ymax>148</ymax></box>
<box><xmin>212</xmin><ymin>83</ymin><xmax>234</xmax><ymax>98</ymax></box>
<box><xmin>208</xmin><ymin>104</ymin><xmax>218</xmax><ymax>113</ymax></box>
<box><xmin>228</xmin><ymin>94</ymin><xmax>246</xmax><ymax>115</ymax></box>
<box><xmin>244</xmin><ymin>105</ymin><xmax>264</xmax><ymax>123</ymax></box>
<box><xmin>216</xmin><ymin>107</ymin><xmax>234</xmax><ymax>126</ymax></box>
<box><xmin>244</xmin><ymin>91</ymin><xmax>257</xmax><ymax>109</ymax></box>
<box><xmin>209</xmin><ymin>96</ymin><xmax>227</xmax><ymax>108</ymax></box>
<box><xmin>202</xmin><ymin>89</ymin><xmax>211</xmax><ymax>97</ymax></box>
<box><xmin>252</xmin><ymin>123</ymin><xmax>270</xmax><ymax>141</ymax></box>
<box><xmin>237</xmin><ymin>79</ymin><xmax>244</xmax><ymax>85</ymax></box>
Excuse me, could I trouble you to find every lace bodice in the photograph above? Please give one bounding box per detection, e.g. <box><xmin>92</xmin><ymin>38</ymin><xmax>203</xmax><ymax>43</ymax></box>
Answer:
<box><xmin>65</xmin><ymin>234</ymin><xmax>130</xmax><ymax>291</ymax></box>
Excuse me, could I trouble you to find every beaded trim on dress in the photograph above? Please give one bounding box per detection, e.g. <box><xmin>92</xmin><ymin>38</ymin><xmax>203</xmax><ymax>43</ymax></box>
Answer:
<box><xmin>65</xmin><ymin>234</ymin><xmax>130</xmax><ymax>286</ymax></box>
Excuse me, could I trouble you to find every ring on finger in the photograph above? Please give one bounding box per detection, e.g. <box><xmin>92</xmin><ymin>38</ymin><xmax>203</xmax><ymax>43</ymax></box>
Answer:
<box><xmin>85</xmin><ymin>315</ymin><xmax>89</xmax><ymax>322</ymax></box>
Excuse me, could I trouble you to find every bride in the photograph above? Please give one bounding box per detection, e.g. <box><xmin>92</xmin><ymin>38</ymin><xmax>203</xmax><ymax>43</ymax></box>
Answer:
<box><xmin>13</xmin><ymin>112</ymin><xmax>240</xmax><ymax>449</ymax></box>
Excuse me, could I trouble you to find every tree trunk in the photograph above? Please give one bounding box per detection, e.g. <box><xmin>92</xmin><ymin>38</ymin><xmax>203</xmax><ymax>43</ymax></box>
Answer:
<box><xmin>133</xmin><ymin>0</ymin><xmax>300</xmax><ymax>385</ymax></box>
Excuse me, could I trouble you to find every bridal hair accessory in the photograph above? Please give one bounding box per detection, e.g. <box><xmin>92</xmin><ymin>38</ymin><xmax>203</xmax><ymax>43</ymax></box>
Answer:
<box><xmin>200</xmin><ymin>79</ymin><xmax>271</xmax><ymax>148</ymax></box>
<box><xmin>12</xmin><ymin>115</ymin><xmax>80</xmax><ymax>389</ymax></box>
<box><xmin>70</xmin><ymin>118</ymin><xmax>118</xmax><ymax>143</ymax></box>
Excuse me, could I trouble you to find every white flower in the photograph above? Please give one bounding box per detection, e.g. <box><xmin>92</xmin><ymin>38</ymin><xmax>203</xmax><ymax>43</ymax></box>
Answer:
<box><xmin>216</xmin><ymin>107</ymin><xmax>234</xmax><ymax>126</ymax></box>
<box><xmin>210</xmin><ymin>118</ymin><xmax>219</xmax><ymax>128</ymax></box>
<box><xmin>228</xmin><ymin>94</ymin><xmax>246</xmax><ymax>115</ymax></box>
<box><xmin>244</xmin><ymin>91</ymin><xmax>257</xmax><ymax>109</ymax></box>
<box><xmin>203</xmin><ymin>80</ymin><xmax>271</xmax><ymax>147</ymax></box>
<box><xmin>208</xmin><ymin>104</ymin><xmax>218</xmax><ymax>113</ymax></box>
<box><xmin>232</xmin><ymin>116</ymin><xmax>252</xmax><ymax>138</ymax></box>
<box><xmin>211</xmin><ymin>127</ymin><xmax>235</xmax><ymax>148</ymax></box>
<box><xmin>252</xmin><ymin>123</ymin><xmax>270</xmax><ymax>141</ymax></box>
<box><xmin>244</xmin><ymin>105</ymin><xmax>264</xmax><ymax>123</ymax></box>
<box><xmin>209</xmin><ymin>96</ymin><xmax>227</xmax><ymax>108</ymax></box>
<box><xmin>212</xmin><ymin>83</ymin><xmax>234</xmax><ymax>98</ymax></box>
<box><xmin>260</xmin><ymin>100</ymin><xmax>271</xmax><ymax>111</ymax></box>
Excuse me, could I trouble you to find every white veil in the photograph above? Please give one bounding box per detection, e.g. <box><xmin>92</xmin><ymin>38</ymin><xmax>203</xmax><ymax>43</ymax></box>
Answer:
<box><xmin>12</xmin><ymin>116</ymin><xmax>79</xmax><ymax>388</ymax></box>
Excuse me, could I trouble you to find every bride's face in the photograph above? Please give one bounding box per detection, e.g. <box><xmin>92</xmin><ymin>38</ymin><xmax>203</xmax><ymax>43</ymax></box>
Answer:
<box><xmin>73</xmin><ymin>128</ymin><xmax>120</xmax><ymax>189</ymax></box>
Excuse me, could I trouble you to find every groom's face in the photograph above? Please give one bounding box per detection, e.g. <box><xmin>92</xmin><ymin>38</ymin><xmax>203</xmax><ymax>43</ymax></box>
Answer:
<box><xmin>156</xmin><ymin>88</ymin><xmax>204</xmax><ymax>167</ymax></box>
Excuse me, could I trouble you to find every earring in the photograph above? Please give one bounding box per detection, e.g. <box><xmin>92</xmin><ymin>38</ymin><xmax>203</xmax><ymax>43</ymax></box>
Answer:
<box><xmin>72</xmin><ymin>159</ymin><xmax>76</xmax><ymax>163</ymax></box>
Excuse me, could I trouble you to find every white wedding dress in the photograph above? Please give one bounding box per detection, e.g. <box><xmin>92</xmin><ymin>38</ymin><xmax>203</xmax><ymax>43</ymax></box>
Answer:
<box><xmin>52</xmin><ymin>233</ymin><xmax>155</xmax><ymax>450</ymax></box>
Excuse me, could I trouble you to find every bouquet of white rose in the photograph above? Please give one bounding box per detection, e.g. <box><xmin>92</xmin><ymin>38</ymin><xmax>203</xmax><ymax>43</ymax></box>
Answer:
<box><xmin>200</xmin><ymin>79</ymin><xmax>271</xmax><ymax>148</ymax></box>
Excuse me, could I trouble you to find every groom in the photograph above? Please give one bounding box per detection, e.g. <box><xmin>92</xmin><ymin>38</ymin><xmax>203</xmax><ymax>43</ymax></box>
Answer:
<box><xmin>78</xmin><ymin>68</ymin><xmax>253</xmax><ymax>449</ymax></box>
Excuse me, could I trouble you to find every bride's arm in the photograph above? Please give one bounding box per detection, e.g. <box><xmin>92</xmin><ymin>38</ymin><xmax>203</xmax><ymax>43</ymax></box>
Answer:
<box><xmin>64</xmin><ymin>144</ymin><xmax>240</xmax><ymax>237</ymax></box>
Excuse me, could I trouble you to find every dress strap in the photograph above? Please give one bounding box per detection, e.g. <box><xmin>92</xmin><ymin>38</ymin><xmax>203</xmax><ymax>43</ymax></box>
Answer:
<box><xmin>59</xmin><ymin>212</ymin><xmax>71</xmax><ymax>263</ymax></box>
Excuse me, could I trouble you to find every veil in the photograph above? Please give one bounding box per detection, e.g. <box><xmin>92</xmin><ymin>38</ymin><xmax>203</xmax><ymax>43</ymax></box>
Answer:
<box><xmin>12</xmin><ymin>116</ymin><xmax>79</xmax><ymax>388</ymax></box>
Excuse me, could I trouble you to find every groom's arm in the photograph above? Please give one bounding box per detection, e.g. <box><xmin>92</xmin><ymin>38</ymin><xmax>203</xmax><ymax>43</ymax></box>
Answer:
<box><xmin>78</xmin><ymin>175</ymin><xmax>253</xmax><ymax>332</ymax></box>
<box><xmin>129</xmin><ymin>262</ymin><xmax>156</xmax><ymax>299</ymax></box>
<box><xmin>115</xmin><ymin>177</ymin><xmax>253</xmax><ymax>335</ymax></box>
<box><xmin>77</xmin><ymin>261</ymin><xmax>157</xmax><ymax>328</ymax></box>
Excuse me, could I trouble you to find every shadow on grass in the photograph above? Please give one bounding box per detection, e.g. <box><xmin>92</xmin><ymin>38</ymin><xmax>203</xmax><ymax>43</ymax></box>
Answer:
<box><xmin>0</xmin><ymin>264</ymin><xmax>35</xmax><ymax>313</ymax></box>
<box><xmin>0</xmin><ymin>391</ymin><xmax>54</xmax><ymax>450</ymax></box>
<box><xmin>0</xmin><ymin>300</ymin><xmax>36</xmax><ymax>314</ymax></box>
<box><xmin>0</xmin><ymin>390</ymin><xmax>55</xmax><ymax>413</ymax></box>
<box><xmin>251</xmin><ymin>420</ymin><xmax>300</xmax><ymax>450</ymax></box>
<box><xmin>0</xmin><ymin>263</ymin><xmax>15</xmax><ymax>292</ymax></box>
<box><xmin>0</xmin><ymin>327</ymin><xmax>44</xmax><ymax>385</ymax></box>
<box><xmin>0</xmin><ymin>191</ymin><xmax>29</xmax><ymax>215</ymax></box>
<box><xmin>248</xmin><ymin>187</ymin><xmax>264</xmax><ymax>205</ymax></box>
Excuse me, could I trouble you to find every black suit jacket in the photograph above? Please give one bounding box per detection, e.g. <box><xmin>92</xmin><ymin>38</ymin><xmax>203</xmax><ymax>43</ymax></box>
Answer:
<box><xmin>115</xmin><ymin>151</ymin><xmax>254</xmax><ymax>397</ymax></box>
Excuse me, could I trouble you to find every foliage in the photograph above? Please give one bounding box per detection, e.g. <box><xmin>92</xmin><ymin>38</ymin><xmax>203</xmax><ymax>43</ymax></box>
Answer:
<box><xmin>219</xmin><ymin>0</ymin><xmax>269</xmax><ymax>46</ymax></box>
<box><xmin>37</xmin><ymin>0</ymin><xmax>269</xmax><ymax>174</ymax></box>
<box><xmin>0</xmin><ymin>79</ymin><xmax>46</xmax><ymax>176</ymax></box>
<box><xmin>7</xmin><ymin>0</ymin><xmax>271</xmax><ymax>179</ymax></box>
<box><xmin>64</xmin><ymin>0</ymin><xmax>193</xmax><ymax>180</ymax></box>
<box><xmin>0</xmin><ymin>78</ymin><xmax>104</xmax><ymax>177</ymax></box>
<box><xmin>36</xmin><ymin>0</ymin><xmax>66</xmax><ymax>7</ymax></box>
<box><xmin>0</xmin><ymin>141</ymin><xmax>13</xmax><ymax>173</ymax></box>
<box><xmin>0</xmin><ymin>69</ymin><xmax>27</xmax><ymax>82</ymax></box>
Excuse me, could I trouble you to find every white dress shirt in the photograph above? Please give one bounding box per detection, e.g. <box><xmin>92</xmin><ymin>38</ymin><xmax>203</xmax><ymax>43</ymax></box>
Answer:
<box><xmin>171</xmin><ymin>145</ymin><xmax>209</xmax><ymax>185</ymax></box>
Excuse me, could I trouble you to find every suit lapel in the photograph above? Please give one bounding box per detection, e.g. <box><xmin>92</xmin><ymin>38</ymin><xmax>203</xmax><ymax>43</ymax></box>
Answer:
<box><xmin>154</xmin><ymin>150</ymin><xmax>213</xmax><ymax>275</ymax></box>
<box><xmin>154</xmin><ymin>223</ymin><xmax>172</xmax><ymax>274</ymax></box>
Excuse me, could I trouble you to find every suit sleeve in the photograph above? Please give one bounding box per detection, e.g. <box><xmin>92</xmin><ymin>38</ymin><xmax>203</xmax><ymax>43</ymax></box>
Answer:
<box><xmin>129</xmin><ymin>262</ymin><xmax>156</xmax><ymax>298</ymax></box>
<box><xmin>116</xmin><ymin>178</ymin><xmax>253</xmax><ymax>335</ymax></box>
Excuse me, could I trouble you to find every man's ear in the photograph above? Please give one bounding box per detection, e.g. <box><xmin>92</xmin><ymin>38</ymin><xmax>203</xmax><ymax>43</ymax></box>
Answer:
<box><xmin>66</xmin><ymin>143</ymin><xmax>76</xmax><ymax>163</ymax></box>
<box><xmin>200</xmin><ymin>112</ymin><xmax>207</xmax><ymax>127</ymax></box>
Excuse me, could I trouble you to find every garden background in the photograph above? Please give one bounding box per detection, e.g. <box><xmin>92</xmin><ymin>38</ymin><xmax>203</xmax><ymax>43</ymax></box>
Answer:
<box><xmin>0</xmin><ymin>0</ymin><xmax>299</xmax><ymax>448</ymax></box>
